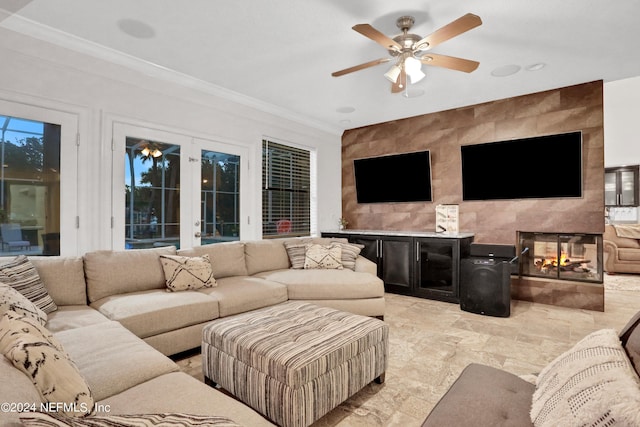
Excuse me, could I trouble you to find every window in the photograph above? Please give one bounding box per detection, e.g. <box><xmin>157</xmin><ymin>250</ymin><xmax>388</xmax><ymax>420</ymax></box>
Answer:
<box><xmin>262</xmin><ymin>140</ymin><xmax>310</xmax><ymax>237</ymax></box>
<box><xmin>0</xmin><ymin>115</ymin><xmax>61</xmax><ymax>255</ymax></box>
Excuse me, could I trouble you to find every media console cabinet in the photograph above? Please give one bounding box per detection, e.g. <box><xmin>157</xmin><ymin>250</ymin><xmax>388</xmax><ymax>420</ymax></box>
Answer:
<box><xmin>322</xmin><ymin>230</ymin><xmax>474</xmax><ymax>303</ymax></box>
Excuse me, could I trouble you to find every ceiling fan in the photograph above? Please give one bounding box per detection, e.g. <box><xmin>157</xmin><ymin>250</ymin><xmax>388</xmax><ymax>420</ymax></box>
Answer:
<box><xmin>332</xmin><ymin>13</ymin><xmax>482</xmax><ymax>93</ymax></box>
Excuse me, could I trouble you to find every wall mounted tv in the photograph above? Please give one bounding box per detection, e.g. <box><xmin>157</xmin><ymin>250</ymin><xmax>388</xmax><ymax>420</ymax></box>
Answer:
<box><xmin>354</xmin><ymin>151</ymin><xmax>432</xmax><ymax>203</ymax></box>
<box><xmin>460</xmin><ymin>131</ymin><xmax>583</xmax><ymax>201</ymax></box>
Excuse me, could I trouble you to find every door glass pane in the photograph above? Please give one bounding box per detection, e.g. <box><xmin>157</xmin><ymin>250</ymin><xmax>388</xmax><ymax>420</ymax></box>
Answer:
<box><xmin>0</xmin><ymin>115</ymin><xmax>60</xmax><ymax>256</ymax></box>
<box><xmin>201</xmin><ymin>150</ymin><xmax>240</xmax><ymax>244</ymax></box>
<box><xmin>125</xmin><ymin>138</ymin><xmax>180</xmax><ymax>249</ymax></box>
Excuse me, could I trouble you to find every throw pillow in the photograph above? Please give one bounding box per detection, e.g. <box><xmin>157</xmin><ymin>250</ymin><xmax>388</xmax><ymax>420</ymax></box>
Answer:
<box><xmin>334</xmin><ymin>242</ymin><xmax>365</xmax><ymax>271</ymax></box>
<box><xmin>0</xmin><ymin>283</ymin><xmax>47</xmax><ymax>325</ymax></box>
<box><xmin>0</xmin><ymin>311</ymin><xmax>94</xmax><ymax>417</ymax></box>
<box><xmin>0</xmin><ymin>255</ymin><xmax>57</xmax><ymax>313</ymax></box>
<box><xmin>20</xmin><ymin>412</ymin><xmax>243</xmax><ymax>426</ymax></box>
<box><xmin>160</xmin><ymin>254</ymin><xmax>216</xmax><ymax>292</ymax></box>
<box><xmin>303</xmin><ymin>244</ymin><xmax>343</xmax><ymax>270</ymax></box>
<box><xmin>530</xmin><ymin>328</ymin><xmax>640</xmax><ymax>427</ymax></box>
<box><xmin>284</xmin><ymin>241</ymin><xmax>309</xmax><ymax>269</ymax></box>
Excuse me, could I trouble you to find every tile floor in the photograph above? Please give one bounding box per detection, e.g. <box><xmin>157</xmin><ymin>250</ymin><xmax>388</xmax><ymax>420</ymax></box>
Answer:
<box><xmin>175</xmin><ymin>274</ymin><xmax>640</xmax><ymax>427</ymax></box>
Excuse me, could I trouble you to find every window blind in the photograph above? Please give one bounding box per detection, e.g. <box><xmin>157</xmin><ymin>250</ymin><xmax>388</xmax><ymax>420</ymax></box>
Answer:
<box><xmin>262</xmin><ymin>140</ymin><xmax>310</xmax><ymax>237</ymax></box>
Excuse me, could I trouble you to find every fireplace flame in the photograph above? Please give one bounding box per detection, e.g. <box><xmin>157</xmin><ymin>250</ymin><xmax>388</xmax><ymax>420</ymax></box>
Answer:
<box><xmin>535</xmin><ymin>252</ymin><xmax>570</xmax><ymax>271</ymax></box>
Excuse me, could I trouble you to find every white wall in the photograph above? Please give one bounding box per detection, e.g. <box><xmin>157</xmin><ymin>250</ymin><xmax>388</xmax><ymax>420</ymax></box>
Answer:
<box><xmin>604</xmin><ymin>75</ymin><xmax>640</xmax><ymax>167</ymax></box>
<box><xmin>604</xmin><ymin>76</ymin><xmax>640</xmax><ymax>223</ymax></box>
<box><xmin>0</xmin><ymin>27</ymin><xmax>342</xmax><ymax>255</ymax></box>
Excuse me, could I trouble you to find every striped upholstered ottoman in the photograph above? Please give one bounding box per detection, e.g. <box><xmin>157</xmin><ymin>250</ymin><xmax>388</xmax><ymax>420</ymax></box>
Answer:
<box><xmin>202</xmin><ymin>301</ymin><xmax>388</xmax><ymax>427</ymax></box>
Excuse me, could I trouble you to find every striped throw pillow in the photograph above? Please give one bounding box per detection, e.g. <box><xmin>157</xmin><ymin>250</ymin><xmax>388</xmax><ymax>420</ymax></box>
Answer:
<box><xmin>0</xmin><ymin>255</ymin><xmax>57</xmax><ymax>313</ymax></box>
<box><xmin>20</xmin><ymin>412</ymin><xmax>243</xmax><ymax>426</ymax></box>
<box><xmin>334</xmin><ymin>242</ymin><xmax>365</xmax><ymax>270</ymax></box>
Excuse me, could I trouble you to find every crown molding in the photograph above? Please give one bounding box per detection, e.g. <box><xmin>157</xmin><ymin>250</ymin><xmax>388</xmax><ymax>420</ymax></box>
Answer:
<box><xmin>0</xmin><ymin>12</ymin><xmax>343</xmax><ymax>136</ymax></box>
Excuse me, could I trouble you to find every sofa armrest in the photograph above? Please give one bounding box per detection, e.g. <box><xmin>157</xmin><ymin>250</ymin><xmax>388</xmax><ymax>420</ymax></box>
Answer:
<box><xmin>603</xmin><ymin>239</ymin><xmax>620</xmax><ymax>272</ymax></box>
<box><xmin>354</xmin><ymin>256</ymin><xmax>377</xmax><ymax>276</ymax></box>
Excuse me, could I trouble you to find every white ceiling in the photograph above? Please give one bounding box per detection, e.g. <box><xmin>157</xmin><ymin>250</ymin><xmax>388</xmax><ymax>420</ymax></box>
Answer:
<box><xmin>2</xmin><ymin>0</ymin><xmax>640</xmax><ymax>134</ymax></box>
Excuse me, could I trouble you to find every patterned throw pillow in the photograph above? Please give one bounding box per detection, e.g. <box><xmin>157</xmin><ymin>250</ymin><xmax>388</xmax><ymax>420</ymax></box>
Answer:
<box><xmin>303</xmin><ymin>244</ymin><xmax>343</xmax><ymax>270</ymax></box>
<box><xmin>20</xmin><ymin>412</ymin><xmax>243</xmax><ymax>426</ymax></box>
<box><xmin>531</xmin><ymin>328</ymin><xmax>640</xmax><ymax>427</ymax></box>
<box><xmin>0</xmin><ymin>283</ymin><xmax>47</xmax><ymax>325</ymax></box>
<box><xmin>160</xmin><ymin>254</ymin><xmax>216</xmax><ymax>292</ymax></box>
<box><xmin>0</xmin><ymin>255</ymin><xmax>57</xmax><ymax>313</ymax></box>
<box><xmin>0</xmin><ymin>311</ymin><xmax>94</xmax><ymax>417</ymax></box>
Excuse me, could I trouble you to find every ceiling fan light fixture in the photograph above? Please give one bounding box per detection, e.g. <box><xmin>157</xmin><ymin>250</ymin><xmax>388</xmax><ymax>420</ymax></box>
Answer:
<box><xmin>384</xmin><ymin>64</ymin><xmax>402</xmax><ymax>83</ymax></box>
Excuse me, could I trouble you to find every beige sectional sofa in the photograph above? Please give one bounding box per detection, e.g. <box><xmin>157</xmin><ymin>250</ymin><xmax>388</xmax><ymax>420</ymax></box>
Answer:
<box><xmin>0</xmin><ymin>237</ymin><xmax>384</xmax><ymax>426</ymax></box>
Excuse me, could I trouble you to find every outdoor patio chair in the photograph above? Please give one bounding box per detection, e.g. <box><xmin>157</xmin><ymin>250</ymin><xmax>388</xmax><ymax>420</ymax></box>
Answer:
<box><xmin>0</xmin><ymin>223</ymin><xmax>31</xmax><ymax>251</ymax></box>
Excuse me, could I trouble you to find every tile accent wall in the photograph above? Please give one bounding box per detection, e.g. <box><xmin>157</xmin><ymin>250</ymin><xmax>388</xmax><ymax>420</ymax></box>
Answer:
<box><xmin>342</xmin><ymin>81</ymin><xmax>604</xmax><ymax>245</ymax></box>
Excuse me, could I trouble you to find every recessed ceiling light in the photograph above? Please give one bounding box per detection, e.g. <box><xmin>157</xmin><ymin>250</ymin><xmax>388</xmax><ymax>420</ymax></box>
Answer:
<box><xmin>490</xmin><ymin>64</ymin><xmax>521</xmax><ymax>77</ymax></box>
<box><xmin>526</xmin><ymin>63</ymin><xmax>546</xmax><ymax>71</ymax></box>
<box><xmin>117</xmin><ymin>19</ymin><xmax>156</xmax><ymax>39</ymax></box>
<box><xmin>336</xmin><ymin>107</ymin><xmax>355</xmax><ymax>114</ymax></box>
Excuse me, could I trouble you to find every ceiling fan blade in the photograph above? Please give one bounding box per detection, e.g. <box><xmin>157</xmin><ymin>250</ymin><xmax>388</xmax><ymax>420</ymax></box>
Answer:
<box><xmin>415</xmin><ymin>13</ymin><xmax>482</xmax><ymax>51</ymax></box>
<box><xmin>332</xmin><ymin>58</ymin><xmax>392</xmax><ymax>77</ymax></box>
<box><xmin>353</xmin><ymin>24</ymin><xmax>403</xmax><ymax>52</ymax></box>
<box><xmin>420</xmin><ymin>53</ymin><xmax>479</xmax><ymax>73</ymax></box>
<box><xmin>391</xmin><ymin>69</ymin><xmax>407</xmax><ymax>93</ymax></box>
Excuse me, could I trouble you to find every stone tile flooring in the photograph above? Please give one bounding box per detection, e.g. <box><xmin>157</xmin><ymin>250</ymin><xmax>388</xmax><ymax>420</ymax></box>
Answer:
<box><xmin>175</xmin><ymin>273</ymin><xmax>640</xmax><ymax>426</ymax></box>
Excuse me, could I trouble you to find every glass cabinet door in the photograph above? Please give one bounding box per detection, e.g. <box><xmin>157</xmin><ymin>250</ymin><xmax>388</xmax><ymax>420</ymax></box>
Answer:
<box><xmin>605</xmin><ymin>166</ymin><xmax>639</xmax><ymax>207</ymax></box>
<box><xmin>415</xmin><ymin>238</ymin><xmax>457</xmax><ymax>299</ymax></box>
<box><xmin>620</xmin><ymin>170</ymin><xmax>637</xmax><ymax>206</ymax></box>
<box><xmin>604</xmin><ymin>171</ymin><xmax>617</xmax><ymax>206</ymax></box>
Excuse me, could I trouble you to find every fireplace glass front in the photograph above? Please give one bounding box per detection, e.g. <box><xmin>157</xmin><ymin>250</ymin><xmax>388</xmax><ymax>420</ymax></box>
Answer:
<box><xmin>518</xmin><ymin>232</ymin><xmax>603</xmax><ymax>283</ymax></box>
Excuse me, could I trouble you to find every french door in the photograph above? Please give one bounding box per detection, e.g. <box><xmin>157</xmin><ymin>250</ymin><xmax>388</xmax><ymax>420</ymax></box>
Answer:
<box><xmin>113</xmin><ymin>123</ymin><xmax>248</xmax><ymax>250</ymax></box>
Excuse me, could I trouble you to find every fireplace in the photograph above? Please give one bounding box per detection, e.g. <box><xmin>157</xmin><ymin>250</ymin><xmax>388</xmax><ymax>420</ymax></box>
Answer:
<box><xmin>517</xmin><ymin>232</ymin><xmax>603</xmax><ymax>283</ymax></box>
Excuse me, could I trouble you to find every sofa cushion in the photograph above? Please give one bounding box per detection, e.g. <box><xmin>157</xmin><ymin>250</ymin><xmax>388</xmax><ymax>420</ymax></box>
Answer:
<box><xmin>0</xmin><ymin>255</ymin><xmax>57</xmax><ymax>313</ymax></box>
<box><xmin>90</xmin><ymin>289</ymin><xmax>219</xmax><ymax>339</ymax></box>
<box><xmin>20</xmin><ymin>412</ymin><xmax>243</xmax><ymax>427</ymax></box>
<box><xmin>45</xmin><ymin>305</ymin><xmax>110</xmax><ymax>333</ymax></box>
<box><xmin>84</xmin><ymin>246</ymin><xmax>177</xmax><ymax>303</ymax></box>
<box><xmin>160</xmin><ymin>254</ymin><xmax>216</xmax><ymax>292</ymax></box>
<box><xmin>29</xmin><ymin>256</ymin><xmax>87</xmax><ymax>306</ymax></box>
<box><xmin>244</xmin><ymin>240</ymin><xmax>290</xmax><ymax>275</ymax></box>
<box><xmin>531</xmin><ymin>328</ymin><xmax>640</xmax><ymax>427</ymax></box>
<box><xmin>303</xmin><ymin>243</ymin><xmax>343</xmax><ymax>269</ymax></box>
<box><xmin>97</xmin><ymin>372</ymin><xmax>275</xmax><ymax>426</ymax></box>
<box><xmin>255</xmin><ymin>269</ymin><xmax>384</xmax><ymax>300</ymax></box>
<box><xmin>604</xmin><ymin>225</ymin><xmax>640</xmax><ymax>249</ymax></box>
<box><xmin>422</xmin><ymin>363</ymin><xmax>534</xmax><ymax>427</ymax></box>
<box><xmin>198</xmin><ymin>276</ymin><xmax>288</xmax><ymax>317</ymax></box>
<box><xmin>0</xmin><ymin>355</ymin><xmax>43</xmax><ymax>426</ymax></box>
<box><xmin>0</xmin><ymin>283</ymin><xmax>47</xmax><ymax>325</ymax></box>
<box><xmin>619</xmin><ymin>248</ymin><xmax>640</xmax><ymax>262</ymax></box>
<box><xmin>54</xmin><ymin>321</ymin><xmax>179</xmax><ymax>401</ymax></box>
<box><xmin>177</xmin><ymin>241</ymin><xmax>248</xmax><ymax>278</ymax></box>
<box><xmin>0</xmin><ymin>311</ymin><xmax>93</xmax><ymax>417</ymax></box>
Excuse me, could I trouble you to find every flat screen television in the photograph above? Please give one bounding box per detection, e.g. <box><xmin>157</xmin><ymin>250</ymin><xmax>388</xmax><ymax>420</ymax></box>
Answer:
<box><xmin>354</xmin><ymin>151</ymin><xmax>432</xmax><ymax>203</ymax></box>
<box><xmin>460</xmin><ymin>131</ymin><xmax>582</xmax><ymax>201</ymax></box>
